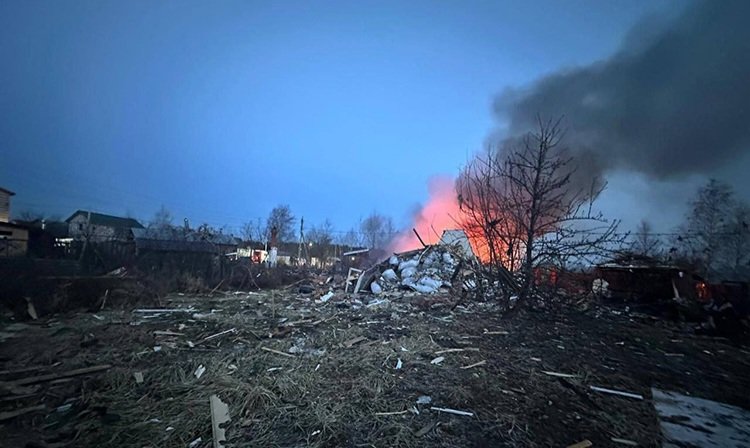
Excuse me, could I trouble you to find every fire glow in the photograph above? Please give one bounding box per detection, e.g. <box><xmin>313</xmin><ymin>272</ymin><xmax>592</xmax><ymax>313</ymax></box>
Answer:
<box><xmin>388</xmin><ymin>176</ymin><xmax>492</xmax><ymax>262</ymax></box>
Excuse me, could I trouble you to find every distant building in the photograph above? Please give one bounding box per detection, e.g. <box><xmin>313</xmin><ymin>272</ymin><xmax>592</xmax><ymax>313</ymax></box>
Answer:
<box><xmin>0</xmin><ymin>187</ymin><xmax>28</xmax><ymax>256</ymax></box>
<box><xmin>0</xmin><ymin>187</ymin><xmax>14</xmax><ymax>223</ymax></box>
<box><xmin>0</xmin><ymin>222</ymin><xmax>29</xmax><ymax>257</ymax></box>
<box><xmin>65</xmin><ymin>210</ymin><xmax>144</xmax><ymax>242</ymax></box>
<box><xmin>132</xmin><ymin>227</ymin><xmax>239</xmax><ymax>255</ymax></box>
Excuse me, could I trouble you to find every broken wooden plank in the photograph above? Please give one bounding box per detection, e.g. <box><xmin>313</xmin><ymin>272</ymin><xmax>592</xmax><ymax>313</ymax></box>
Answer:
<box><xmin>589</xmin><ymin>385</ymin><xmax>643</xmax><ymax>400</ymax></box>
<box><xmin>260</xmin><ymin>347</ymin><xmax>295</xmax><ymax>358</ymax></box>
<box><xmin>566</xmin><ymin>440</ymin><xmax>593</xmax><ymax>448</ymax></box>
<box><xmin>10</xmin><ymin>365</ymin><xmax>112</xmax><ymax>387</ymax></box>
<box><xmin>430</xmin><ymin>406</ymin><xmax>473</xmax><ymax>417</ymax></box>
<box><xmin>284</xmin><ymin>319</ymin><xmax>314</xmax><ymax>326</ymax></box>
<box><xmin>542</xmin><ymin>371</ymin><xmax>578</xmax><ymax>378</ymax></box>
<box><xmin>153</xmin><ymin>331</ymin><xmax>185</xmax><ymax>337</ymax></box>
<box><xmin>201</xmin><ymin>328</ymin><xmax>237</xmax><ymax>343</ymax></box>
<box><xmin>434</xmin><ymin>347</ymin><xmax>479</xmax><ymax>355</ymax></box>
<box><xmin>133</xmin><ymin>308</ymin><xmax>195</xmax><ymax>313</ymax></box>
<box><xmin>343</xmin><ymin>336</ymin><xmax>367</xmax><ymax>348</ymax></box>
<box><xmin>0</xmin><ymin>404</ymin><xmax>46</xmax><ymax>421</ymax></box>
<box><xmin>0</xmin><ymin>363</ymin><xmax>59</xmax><ymax>377</ymax></box>
<box><xmin>460</xmin><ymin>360</ymin><xmax>487</xmax><ymax>370</ymax></box>
<box><xmin>414</xmin><ymin>421</ymin><xmax>436</xmax><ymax>437</ymax></box>
<box><xmin>209</xmin><ymin>395</ymin><xmax>230</xmax><ymax>448</ymax></box>
<box><xmin>374</xmin><ymin>410</ymin><xmax>409</xmax><ymax>416</ymax></box>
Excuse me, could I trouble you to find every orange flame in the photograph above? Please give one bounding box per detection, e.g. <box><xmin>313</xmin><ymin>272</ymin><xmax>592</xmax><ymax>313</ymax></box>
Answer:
<box><xmin>389</xmin><ymin>176</ymin><xmax>492</xmax><ymax>261</ymax></box>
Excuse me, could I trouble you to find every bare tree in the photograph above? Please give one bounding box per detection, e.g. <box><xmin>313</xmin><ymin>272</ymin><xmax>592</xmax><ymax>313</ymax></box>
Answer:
<box><xmin>308</xmin><ymin>219</ymin><xmax>336</xmax><ymax>261</ymax></box>
<box><xmin>308</xmin><ymin>219</ymin><xmax>335</xmax><ymax>246</ymax></box>
<box><xmin>17</xmin><ymin>210</ymin><xmax>43</xmax><ymax>221</ymax></box>
<box><xmin>723</xmin><ymin>203</ymin><xmax>750</xmax><ymax>280</ymax></box>
<box><xmin>675</xmin><ymin>179</ymin><xmax>749</xmax><ymax>281</ymax></box>
<box><xmin>458</xmin><ymin>117</ymin><xmax>622</xmax><ymax>300</ymax></box>
<box><xmin>360</xmin><ymin>212</ymin><xmax>396</xmax><ymax>250</ymax></box>
<box><xmin>457</xmin><ymin>149</ymin><xmax>525</xmax><ymax>274</ymax></box>
<box><xmin>631</xmin><ymin>220</ymin><xmax>661</xmax><ymax>259</ymax></box>
<box><xmin>337</xmin><ymin>227</ymin><xmax>362</xmax><ymax>248</ymax></box>
<box><xmin>241</xmin><ymin>218</ymin><xmax>265</xmax><ymax>243</ymax></box>
<box><xmin>150</xmin><ymin>205</ymin><xmax>174</xmax><ymax>229</ymax></box>
<box><xmin>265</xmin><ymin>205</ymin><xmax>296</xmax><ymax>243</ymax></box>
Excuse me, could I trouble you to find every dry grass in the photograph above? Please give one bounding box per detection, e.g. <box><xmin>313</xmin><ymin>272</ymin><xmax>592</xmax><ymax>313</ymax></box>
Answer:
<box><xmin>3</xmin><ymin>288</ymin><xmax>750</xmax><ymax>447</ymax></box>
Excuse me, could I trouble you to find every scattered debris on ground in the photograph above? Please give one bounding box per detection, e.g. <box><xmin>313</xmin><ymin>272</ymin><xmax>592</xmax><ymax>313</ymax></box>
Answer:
<box><xmin>2</xmin><ymin>279</ymin><xmax>750</xmax><ymax>447</ymax></box>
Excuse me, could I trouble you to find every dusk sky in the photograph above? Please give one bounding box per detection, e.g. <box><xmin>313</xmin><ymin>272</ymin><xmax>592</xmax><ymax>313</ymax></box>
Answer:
<box><xmin>3</xmin><ymin>0</ymin><xmax>746</xmax><ymax>238</ymax></box>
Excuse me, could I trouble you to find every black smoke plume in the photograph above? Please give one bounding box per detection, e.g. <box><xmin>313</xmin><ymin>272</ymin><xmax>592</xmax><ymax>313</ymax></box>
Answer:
<box><xmin>495</xmin><ymin>0</ymin><xmax>750</xmax><ymax>180</ymax></box>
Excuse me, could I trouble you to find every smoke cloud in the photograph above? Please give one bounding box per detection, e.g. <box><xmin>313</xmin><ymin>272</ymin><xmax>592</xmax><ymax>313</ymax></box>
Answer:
<box><xmin>495</xmin><ymin>0</ymin><xmax>750</xmax><ymax>180</ymax></box>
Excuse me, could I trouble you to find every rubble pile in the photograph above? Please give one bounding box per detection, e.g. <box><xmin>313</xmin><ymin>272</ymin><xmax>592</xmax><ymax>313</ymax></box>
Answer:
<box><xmin>367</xmin><ymin>246</ymin><xmax>469</xmax><ymax>295</ymax></box>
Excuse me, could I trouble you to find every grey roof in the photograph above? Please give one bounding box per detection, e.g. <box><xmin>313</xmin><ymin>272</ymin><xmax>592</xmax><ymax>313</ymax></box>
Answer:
<box><xmin>65</xmin><ymin>210</ymin><xmax>144</xmax><ymax>229</ymax></box>
<box><xmin>133</xmin><ymin>227</ymin><xmax>238</xmax><ymax>253</ymax></box>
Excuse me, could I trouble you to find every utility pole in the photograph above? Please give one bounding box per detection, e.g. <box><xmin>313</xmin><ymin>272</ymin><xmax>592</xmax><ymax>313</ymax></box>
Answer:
<box><xmin>297</xmin><ymin>217</ymin><xmax>304</xmax><ymax>265</ymax></box>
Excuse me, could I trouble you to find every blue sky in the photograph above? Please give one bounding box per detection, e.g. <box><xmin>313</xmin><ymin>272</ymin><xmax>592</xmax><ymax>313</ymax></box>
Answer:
<box><xmin>1</xmin><ymin>0</ymin><xmax>686</xmax><ymax>235</ymax></box>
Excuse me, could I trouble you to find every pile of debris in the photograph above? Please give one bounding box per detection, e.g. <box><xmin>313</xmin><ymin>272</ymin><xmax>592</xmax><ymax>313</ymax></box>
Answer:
<box><xmin>367</xmin><ymin>246</ymin><xmax>467</xmax><ymax>295</ymax></box>
<box><xmin>341</xmin><ymin>229</ymin><xmax>519</xmax><ymax>304</ymax></box>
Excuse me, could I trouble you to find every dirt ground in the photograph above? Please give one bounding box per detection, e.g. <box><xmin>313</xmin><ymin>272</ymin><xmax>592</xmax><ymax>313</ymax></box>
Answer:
<box><xmin>1</xmin><ymin>287</ymin><xmax>749</xmax><ymax>448</ymax></box>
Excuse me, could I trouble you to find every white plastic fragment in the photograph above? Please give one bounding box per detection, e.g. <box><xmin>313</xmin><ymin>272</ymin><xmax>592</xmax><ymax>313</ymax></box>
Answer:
<box><xmin>431</xmin><ymin>406</ymin><xmax>474</xmax><ymax>417</ymax></box>
<box><xmin>320</xmin><ymin>291</ymin><xmax>334</xmax><ymax>303</ymax></box>
<box><xmin>589</xmin><ymin>385</ymin><xmax>643</xmax><ymax>400</ymax></box>
<box><xmin>395</xmin><ymin>358</ymin><xmax>402</xmax><ymax>369</ymax></box>
<box><xmin>419</xmin><ymin>277</ymin><xmax>442</xmax><ymax>290</ymax></box>
<box><xmin>416</xmin><ymin>395</ymin><xmax>432</xmax><ymax>405</ymax></box>
<box><xmin>400</xmin><ymin>267</ymin><xmax>417</xmax><ymax>279</ymax></box>
<box><xmin>542</xmin><ymin>371</ymin><xmax>577</xmax><ymax>378</ymax></box>
<box><xmin>210</xmin><ymin>395</ymin><xmax>230</xmax><ymax>448</ymax></box>
<box><xmin>398</xmin><ymin>259</ymin><xmax>419</xmax><ymax>272</ymax></box>
<box><xmin>194</xmin><ymin>365</ymin><xmax>206</xmax><ymax>379</ymax></box>
<box><xmin>430</xmin><ymin>356</ymin><xmax>445</xmax><ymax>365</ymax></box>
<box><xmin>133</xmin><ymin>307</ymin><xmax>196</xmax><ymax>313</ymax></box>
<box><xmin>381</xmin><ymin>269</ymin><xmax>398</xmax><ymax>282</ymax></box>
<box><xmin>153</xmin><ymin>346</ymin><xmax>162</xmax><ymax>352</ymax></box>
<box><xmin>366</xmin><ymin>299</ymin><xmax>387</xmax><ymax>308</ymax></box>
<box><xmin>188</xmin><ymin>437</ymin><xmax>202</xmax><ymax>448</ymax></box>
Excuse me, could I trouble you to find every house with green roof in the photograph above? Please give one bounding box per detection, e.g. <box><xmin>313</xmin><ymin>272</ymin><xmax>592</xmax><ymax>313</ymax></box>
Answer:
<box><xmin>65</xmin><ymin>210</ymin><xmax>144</xmax><ymax>242</ymax></box>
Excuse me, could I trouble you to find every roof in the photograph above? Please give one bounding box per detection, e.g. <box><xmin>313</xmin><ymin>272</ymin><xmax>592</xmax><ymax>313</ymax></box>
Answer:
<box><xmin>132</xmin><ymin>227</ymin><xmax>238</xmax><ymax>253</ymax></box>
<box><xmin>0</xmin><ymin>187</ymin><xmax>15</xmax><ymax>196</ymax></box>
<box><xmin>65</xmin><ymin>210</ymin><xmax>144</xmax><ymax>229</ymax></box>
<box><xmin>0</xmin><ymin>221</ymin><xmax>29</xmax><ymax>230</ymax></box>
